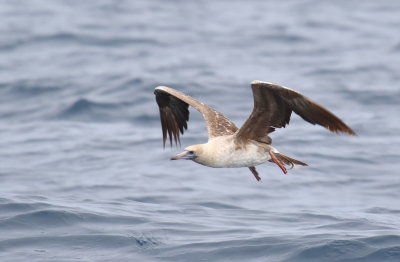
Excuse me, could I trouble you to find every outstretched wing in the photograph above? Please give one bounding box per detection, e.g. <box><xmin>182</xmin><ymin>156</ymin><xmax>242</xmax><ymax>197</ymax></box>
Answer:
<box><xmin>154</xmin><ymin>86</ymin><xmax>238</xmax><ymax>147</ymax></box>
<box><xmin>235</xmin><ymin>81</ymin><xmax>356</xmax><ymax>143</ymax></box>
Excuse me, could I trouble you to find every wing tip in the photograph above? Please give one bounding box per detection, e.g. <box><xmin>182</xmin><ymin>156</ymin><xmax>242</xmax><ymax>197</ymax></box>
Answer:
<box><xmin>251</xmin><ymin>80</ymin><xmax>275</xmax><ymax>86</ymax></box>
<box><xmin>337</xmin><ymin>127</ymin><xmax>357</xmax><ymax>136</ymax></box>
<box><xmin>251</xmin><ymin>80</ymin><xmax>292</xmax><ymax>91</ymax></box>
<box><xmin>326</xmin><ymin>123</ymin><xmax>357</xmax><ymax>136</ymax></box>
<box><xmin>155</xmin><ymin>86</ymin><xmax>189</xmax><ymax>148</ymax></box>
<box><xmin>154</xmin><ymin>86</ymin><xmax>168</xmax><ymax>93</ymax></box>
<box><xmin>345</xmin><ymin>128</ymin><xmax>357</xmax><ymax>136</ymax></box>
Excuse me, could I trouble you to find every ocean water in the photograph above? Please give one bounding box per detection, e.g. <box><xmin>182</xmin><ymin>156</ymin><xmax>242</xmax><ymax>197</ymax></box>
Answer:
<box><xmin>1</xmin><ymin>0</ymin><xmax>400</xmax><ymax>261</ymax></box>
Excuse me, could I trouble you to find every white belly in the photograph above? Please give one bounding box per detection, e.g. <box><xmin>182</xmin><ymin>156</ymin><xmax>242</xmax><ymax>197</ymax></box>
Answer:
<box><xmin>193</xmin><ymin>136</ymin><xmax>273</xmax><ymax>168</ymax></box>
<box><xmin>219</xmin><ymin>146</ymin><xmax>270</xmax><ymax>167</ymax></box>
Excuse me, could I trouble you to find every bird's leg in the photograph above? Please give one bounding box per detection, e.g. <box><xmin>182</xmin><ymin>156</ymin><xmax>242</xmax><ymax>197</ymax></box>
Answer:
<box><xmin>248</xmin><ymin>166</ymin><xmax>261</xmax><ymax>181</ymax></box>
<box><xmin>269</xmin><ymin>151</ymin><xmax>287</xmax><ymax>174</ymax></box>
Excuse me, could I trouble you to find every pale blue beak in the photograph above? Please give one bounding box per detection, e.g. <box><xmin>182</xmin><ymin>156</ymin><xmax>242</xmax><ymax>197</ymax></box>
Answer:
<box><xmin>171</xmin><ymin>151</ymin><xmax>195</xmax><ymax>160</ymax></box>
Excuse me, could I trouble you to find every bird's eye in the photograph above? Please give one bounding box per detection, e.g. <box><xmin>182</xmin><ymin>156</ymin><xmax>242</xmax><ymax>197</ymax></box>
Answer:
<box><xmin>188</xmin><ymin>151</ymin><xmax>194</xmax><ymax>155</ymax></box>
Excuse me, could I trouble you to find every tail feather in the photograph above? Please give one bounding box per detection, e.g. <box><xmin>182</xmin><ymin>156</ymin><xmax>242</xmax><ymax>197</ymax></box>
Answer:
<box><xmin>270</xmin><ymin>153</ymin><xmax>308</xmax><ymax>169</ymax></box>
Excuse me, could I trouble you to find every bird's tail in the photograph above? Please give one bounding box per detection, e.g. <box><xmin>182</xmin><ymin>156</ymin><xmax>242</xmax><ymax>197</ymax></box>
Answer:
<box><xmin>270</xmin><ymin>153</ymin><xmax>308</xmax><ymax>169</ymax></box>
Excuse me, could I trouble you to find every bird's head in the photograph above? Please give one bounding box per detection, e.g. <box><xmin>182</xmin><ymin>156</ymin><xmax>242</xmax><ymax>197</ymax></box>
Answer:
<box><xmin>170</xmin><ymin>145</ymin><xmax>203</xmax><ymax>161</ymax></box>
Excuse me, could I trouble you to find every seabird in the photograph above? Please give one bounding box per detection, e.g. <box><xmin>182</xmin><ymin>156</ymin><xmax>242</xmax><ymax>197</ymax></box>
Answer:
<box><xmin>154</xmin><ymin>81</ymin><xmax>355</xmax><ymax>181</ymax></box>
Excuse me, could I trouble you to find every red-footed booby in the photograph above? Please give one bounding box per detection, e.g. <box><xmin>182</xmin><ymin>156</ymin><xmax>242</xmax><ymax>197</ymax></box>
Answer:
<box><xmin>154</xmin><ymin>81</ymin><xmax>356</xmax><ymax>181</ymax></box>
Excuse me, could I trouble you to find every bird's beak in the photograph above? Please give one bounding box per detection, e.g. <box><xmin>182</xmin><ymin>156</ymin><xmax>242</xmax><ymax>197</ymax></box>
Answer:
<box><xmin>171</xmin><ymin>151</ymin><xmax>193</xmax><ymax>160</ymax></box>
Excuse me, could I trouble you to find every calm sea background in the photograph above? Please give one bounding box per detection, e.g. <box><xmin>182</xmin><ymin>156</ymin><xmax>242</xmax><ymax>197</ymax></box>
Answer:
<box><xmin>1</xmin><ymin>1</ymin><xmax>400</xmax><ymax>261</ymax></box>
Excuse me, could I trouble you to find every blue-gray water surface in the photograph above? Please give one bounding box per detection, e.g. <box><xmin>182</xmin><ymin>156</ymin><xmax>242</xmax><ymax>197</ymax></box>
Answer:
<box><xmin>1</xmin><ymin>0</ymin><xmax>400</xmax><ymax>261</ymax></box>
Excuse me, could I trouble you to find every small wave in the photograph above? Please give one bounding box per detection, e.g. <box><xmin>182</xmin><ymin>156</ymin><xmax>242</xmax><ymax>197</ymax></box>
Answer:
<box><xmin>256</xmin><ymin>33</ymin><xmax>310</xmax><ymax>43</ymax></box>
<box><xmin>0</xmin><ymin>202</ymin><xmax>50</xmax><ymax>214</ymax></box>
<box><xmin>294</xmin><ymin>212</ymin><xmax>341</xmax><ymax>222</ymax></box>
<box><xmin>0</xmin><ymin>209</ymin><xmax>148</xmax><ymax>230</ymax></box>
<box><xmin>129</xmin><ymin>233</ymin><xmax>163</xmax><ymax>248</ymax></box>
<box><xmin>288</xmin><ymin>239</ymin><xmax>372</xmax><ymax>262</ymax></box>
<box><xmin>392</xmin><ymin>42</ymin><xmax>400</xmax><ymax>52</ymax></box>
<box><xmin>365</xmin><ymin>207</ymin><xmax>400</xmax><ymax>215</ymax></box>
<box><xmin>288</xmin><ymin>235</ymin><xmax>400</xmax><ymax>262</ymax></box>
<box><xmin>0</xmin><ymin>234</ymin><xmax>161</xmax><ymax>252</ymax></box>
<box><xmin>62</xmin><ymin>98</ymin><xmax>118</xmax><ymax>114</ymax></box>
<box><xmin>0</xmin><ymin>32</ymin><xmax>163</xmax><ymax>51</ymax></box>
<box><xmin>304</xmin><ymin>20</ymin><xmax>353</xmax><ymax>31</ymax></box>
<box><xmin>56</xmin><ymin>98</ymin><xmax>128</xmax><ymax>122</ymax></box>
<box><xmin>125</xmin><ymin>196</ymin><xmax>173</xmax><ymax>204</ymax></box>
<box><xmin>157</xmin><ymin>235</ymin><xmax>296</xmax><ymax>262</ymax></box>
<box><xmin>1</xmin><ymin>80</ymin><xmax>65</xmax><ymax>96</ymax></box>
<box><xmin>133</xmin><ymin>114</ymin><xmax>161</xmax><ymax>123</ymax></box>
<box><xmin>305</xmin><ymin>64</ymin><xmax>396</xmax><ymax>80</ymax></box>
<box><xmin>0</xmin><ymin>210</ymin><xmax>88</xmax><ymax>228</ymax></box>
<box><xmin>341</xmin><ymin>89</ymin><xmax>400</xmax><ymax>106</ymax></box>
<box><xmin>193</xmin><ymin>202</ymin><xmax>243</xmax><ymax>210</ymax></box>
<box><xmin>359</xmin><ymin>246</ymin><xmax>400</xmax><ymax>262</ymax></box>
<box><xmin>315</xmin><ymin>220</ymin><xmax>391</xmax><ymax>231</ymax></box>
<box><xmin>360</xmin><ymin>235</ymin><xmax>400</xmax><ymax>247</ymax></box>
<box><xmin>56</xmin><ymin>95</ymin><xmax>167</xmax><ymax>124</ymax></box>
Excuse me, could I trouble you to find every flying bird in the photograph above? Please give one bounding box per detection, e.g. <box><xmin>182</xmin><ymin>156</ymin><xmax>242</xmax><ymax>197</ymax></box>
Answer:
<box><xmin>154</xmin><ymin>81</ymin><xmax>355</xmax><ymax>181</ymax></box>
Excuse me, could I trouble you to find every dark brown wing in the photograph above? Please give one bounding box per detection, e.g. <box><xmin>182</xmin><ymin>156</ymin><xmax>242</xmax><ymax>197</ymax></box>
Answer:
<box><xmin>235</xmin><ymin>81</ymin><xmax>356</xmax><ymax>142</ymax></box>
<box><xmin>154</xmin><ymin>86</ymin><xmax>238</xmax><ymax>147</ymax></box>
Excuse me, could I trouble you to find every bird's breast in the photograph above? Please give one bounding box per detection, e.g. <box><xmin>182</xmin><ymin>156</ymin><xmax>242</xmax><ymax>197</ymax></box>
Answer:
<box><xmin>194</xmin><ymin>136</ymin><xmax>271</xmax><ymax>168</ymax></box>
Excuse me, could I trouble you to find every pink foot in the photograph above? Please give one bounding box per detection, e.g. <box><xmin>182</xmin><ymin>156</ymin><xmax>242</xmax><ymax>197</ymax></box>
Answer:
<box><xmin>269</xmin><ymin>151</ymin><xmax>287</xmax><ymax>174</ymax></box>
